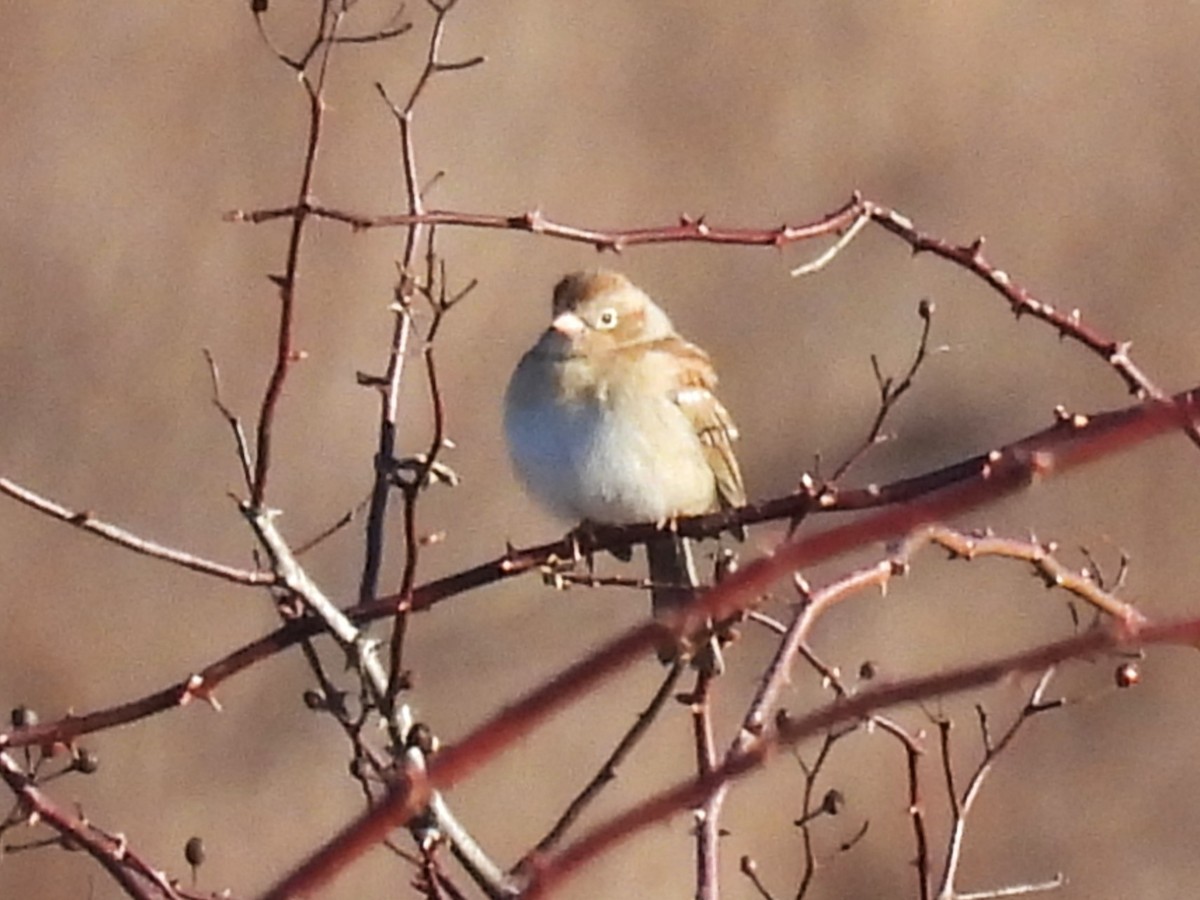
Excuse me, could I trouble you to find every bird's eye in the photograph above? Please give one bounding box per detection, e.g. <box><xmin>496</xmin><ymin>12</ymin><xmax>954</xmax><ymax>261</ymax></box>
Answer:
<box><xmin>596</xmin><ymin>308</ymin><xmax>618</xmax><ymax>330</ymax></box>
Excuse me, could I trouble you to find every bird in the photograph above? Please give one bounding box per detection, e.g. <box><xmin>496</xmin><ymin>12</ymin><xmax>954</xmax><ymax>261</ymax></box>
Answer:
<box><xmin>504</xmin><ymin>269</ymin><xmax>745</xmax><ymax>669</ymax></box>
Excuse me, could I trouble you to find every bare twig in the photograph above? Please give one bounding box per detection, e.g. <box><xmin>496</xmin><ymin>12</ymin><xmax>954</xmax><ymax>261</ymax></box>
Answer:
<box><xmin>0</xmin><ymin>751</ymin><xmax>183</xmax><ymax>900</ymax></box>
<box><xmin>250</xmin><ymin>2</ymin><xmax>344</xmax><ymax>508</ymax></box>
<box><xmin>202</xmin><ymin>348</ymin><xmax>254</xmax><ymax>491</ymax></box>
<box><xmin>830</xmin><ymin>297</ymin><xmax>937</xmax><ymax>482</ymax></box>
<box><xmin>691</xmin><ymin>670</ymin><xmax>721</xmax><ymax>900</ymax></box>
<box><xmin>294</xmin><ymin>492</ymin><xmax>371</xmax><ymax>556</ymax></box>
<box><xmin>360</xmin><ymin>0</ymin><xmax>481</xmax><ymax>607</ymax></box>
<box><xmin>526</xmin><ymin>662</ymin><xmax>684</xmax><ymax>858</ymax></box>
<box><xmin>740</xmin><ymin>856</ymin><xmax>779</xmax><ymax>900</ymax></box>
<box><xmin>792</xmin><ymin>727</ymin><xmax>857</xmax><ymax>899</ymax></box>
<box><xmin>936</xmin><ymin>669</ymin><xmax>1064</xmax><ymax>900</ymax></box>
<box><xmin>789</xmin><ymin>210</ymin><xmax>870</xmax><ymax>276</ymax></box>
<box><xmin>1</xmin><ymin>391</ymin><xmax>1173</xmax><ymax>755</ymax></box>
<box><xmin>0</xmin><ymin>476</ymin><xmax>272</xmax><ymax>587</ymax></box>
<box><xmin>874</xmin><ymin>717</ymin><xmax>932</xmax><ymax>900</ymax></box>
<box><xmin>956</xmin><ymin>877</ymin><xmax>1065</xmax><ymax>899</ymax></box>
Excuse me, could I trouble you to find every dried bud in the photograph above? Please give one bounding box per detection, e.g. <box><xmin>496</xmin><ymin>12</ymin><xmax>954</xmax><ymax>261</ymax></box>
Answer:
<box><xmin>821</xmin><ymin>788</ymin><xmax>846</xmax><ymax>816</ymax></box>
<box><xmin>407</xmin><ymin>722</ymin><xmax>438</xmax><ymax>756</ymax></box>
<box><xmin>72</xmin><ymin>747</ymin><xmax>100</xmax><ymax>775</ymax></box>
<box><xmin>1115</xmin><ymin>662</ymin><xmax>1140</xmax><ymax>688</ymax></box>
<box><xmin>11</xmin><ymin>705</ymin><xmax>38</xmax><ymax>729</ymax></box>
<box><xmin>184</xmin><ymin>836</ymin><xmax>207</xmax><ymax>868</ymax></box>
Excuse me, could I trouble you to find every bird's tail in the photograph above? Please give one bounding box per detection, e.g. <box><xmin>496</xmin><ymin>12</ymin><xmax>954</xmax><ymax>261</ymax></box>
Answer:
<box><xmin>646</xmin><ymin>534</ymin><xmax>722</xmax><ymax>674</ymax></box>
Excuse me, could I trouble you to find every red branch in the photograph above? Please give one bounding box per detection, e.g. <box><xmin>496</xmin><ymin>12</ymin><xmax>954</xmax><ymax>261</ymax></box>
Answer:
<box><xmin>252</xmin><ymin>391</ymin><xmax>1196</xmax><ymax>899</ymax></box>
<box><xmin>3</xmin><ymin>388</ymin><xmax>1193</xmax><ymax>756</ymax></box>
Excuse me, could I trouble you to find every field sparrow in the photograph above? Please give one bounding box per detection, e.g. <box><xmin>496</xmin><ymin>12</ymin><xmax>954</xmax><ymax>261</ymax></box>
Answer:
<box><xmin>504</xmin><ymin>270</ymin><xmax>745</xmax><ymax>667</ymax></box>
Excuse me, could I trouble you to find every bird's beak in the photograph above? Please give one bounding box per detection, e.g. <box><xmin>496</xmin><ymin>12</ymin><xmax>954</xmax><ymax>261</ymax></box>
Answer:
<box><xmin>550</xmin><ymin>311</ymin><xmax>586</xmax><ymax>336</ymax></box>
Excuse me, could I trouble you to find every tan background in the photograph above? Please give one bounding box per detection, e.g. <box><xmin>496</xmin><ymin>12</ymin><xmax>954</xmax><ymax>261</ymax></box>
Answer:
<box><xmin>3</xmin><ymin>2</ymin><xmax>1200</xmax><ymax>897</ymax></box>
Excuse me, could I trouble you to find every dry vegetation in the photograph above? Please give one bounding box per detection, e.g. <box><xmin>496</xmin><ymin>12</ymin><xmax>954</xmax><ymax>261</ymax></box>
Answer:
<box><xmin>3</xmin><ymin>3</ymin><xmax>1200</xmax><ymax>899</ymax></box>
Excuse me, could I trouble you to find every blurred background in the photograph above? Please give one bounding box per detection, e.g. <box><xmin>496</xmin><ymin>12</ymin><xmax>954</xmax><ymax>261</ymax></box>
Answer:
<box><xmin>3</xmin><ymin>2</ymin><xmax>1200</xmax><ymax>897</ymax></box>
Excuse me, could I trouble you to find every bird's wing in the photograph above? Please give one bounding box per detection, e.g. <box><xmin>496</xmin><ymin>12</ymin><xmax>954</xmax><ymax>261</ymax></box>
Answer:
<box><xmin>655</xmin><ymin>337</ymin><xmax>747</xmax><ymax>510</ymax></box>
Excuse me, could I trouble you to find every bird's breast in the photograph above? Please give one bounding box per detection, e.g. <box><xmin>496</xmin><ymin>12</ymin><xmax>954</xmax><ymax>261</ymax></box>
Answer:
<box><xmin>504</xmin><ymin>357</ymin><xmax>716</xmax><ymax>524</ymax></box>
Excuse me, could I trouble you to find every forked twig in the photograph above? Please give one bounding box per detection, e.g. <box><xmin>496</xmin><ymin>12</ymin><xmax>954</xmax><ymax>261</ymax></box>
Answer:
<box><xmin>935</xmin><ymin>669</ymin><xmax>1065</xmax><ymax>900</ymax></box>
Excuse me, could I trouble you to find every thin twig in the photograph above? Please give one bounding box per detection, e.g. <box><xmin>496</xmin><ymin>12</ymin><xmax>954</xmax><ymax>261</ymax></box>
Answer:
<box><xmin>691</xmin><ymin>670</ymin><xmax>720</xmax><ymax>900</ymax></box>
<box><xmin>250</xmin><ymin>2</ymin><xmax>343</xmax><ymax>507</ymax></box>
<box><xmin>1</xmin><ymin>401</ymin><xmax>1168</xmax><ymax>756</ymax></box>
<box><xmin>830</xmin><ymin>298</ymin><xmax>936</xmax><ymax>482</ymax></box>
<box><xmin>874</xmin><ymin>717</ymin><xmax>931</xmax><ymax>900</ymax></box>
<box><xmin>0</xmin><ymin>476</ymin><xmax>272</xmax><ymax>587</ymax></box>
<box><xmin>294</xmin><ymin>492</ymin><xmax>372</xmax><ymax>556</ymax></box>
<box><xmin>936</xmin><ymin>669</ymin><xmax>1063</xmax><ymax>900</ymax></box>
<box><xmin>527</xmin><ymin>662</ymin><xmax>684</xmax><ymax>857</ymax></box>
<box><xmin>789</xmin><ymin>210</ymin><xmax>870</xmax><ymax>276</ymax></box>
<box><xmin>359</xmin><ymin>0</ymin><xmax>481</xmax><ymax>612</ymax></box>
<box><xmin>740</xmin><ymin>856</ymin><xmax>778</xmax><ymax>900</ymax></box>
<box><xmin>202</xmin><ymin>348</ymin><xmax>254</xmax><ymax>491</ymax></box>
<box><xmin>956</xmin><ymin>876</ymin><xmax>1065</xmax><ymax>899</ymax></box>
<box><xmin>791</xmin><ymin>727</ymin><xmax>856</xmax><ymax>899</ymax></box>
<box><xmin>0</xmin><ymin>751</ymin><xmax>182</xmax><ymax>899</ymax></box>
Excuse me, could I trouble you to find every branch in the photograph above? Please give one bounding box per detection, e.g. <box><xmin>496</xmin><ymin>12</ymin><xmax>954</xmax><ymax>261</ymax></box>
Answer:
<box><xmin>230</xmin><ymin>194</ymin><xmax>1198</xmax><ymax>456</ymax></box>
<box><xmin>0</xmin><ymin>751</ymin><xmax>184</xmax><ymax>899</ymax></box>
<box><xmin>525</xmin><ymin>662</ymin><xmax>683</xmax><ymax>858</ymax></box>
<box><xmin>0</xmin><ymin>476</ymin><xmax>271</xmax><ymax>587</ymax></box>
<box><xmin>249</xmin><ymin>2</ymin><xmax>343</xmax><ymax>507</ymax></box>
<box><xmin>245</xmin><ymin>506</ymin><xmax>515</xmax><ymax>898</ymax></box>
<box><xmin>255</xmin><ymin>380</ymin><xmax>1197</xmax><ymax>899</ymax></box>
<box><xmin>518</xmin><ymin>616</ymin><xmax>1181</xmax><ymax>898</ymax></box>
<box><xmin>3</xmin><ymin>387</ymin><xmax>1182</xmax><ymax>755</ymax></box>
<box><xmin>935</xmin><ymin>669</ymin><xmax>1064</xmax><ymax>900</ymax></box>
<box><xmin>359</xmin><ymin>0</ymin><xmax>481</xmax><ymax>606</ymax></box>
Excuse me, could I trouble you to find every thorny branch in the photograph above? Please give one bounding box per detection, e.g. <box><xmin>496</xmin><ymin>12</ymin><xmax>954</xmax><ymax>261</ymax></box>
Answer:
<box><xmin>257</xmin><ymin>485</ymin><xmax>1167</xmax><ymax>899</ymax></box>
<box><xmin>230</xmin><ymin>194</ymin><xmax>1200</xmax><ymax>459</ymax></box>
<box><xmin>249</xmin><ymin>1</ymin><xmax>343</xmax><ymax>508</ymax></box>
<box><xmin>0</xmin><ymin>751</ymin><xmax>186</xmax><ymax>900</ymax></box>
<box><xmin>6</xmin><ymin>2</ymin><xmax>1196</xmax><ymax>898</ymax></box>
<box><xmin>235</xmin><ymin>5</ymin><xmax>509</xmax><ymax>897</ymax></box>
<box><xmin>935</xmin><ymin>670</ymin><xmax>1066</xmax><ymax>900</ymax></box>
<box><xmin>511</xmin><ymin>616</ymin><xmax>1177</xmax><ymax>899</ymax></box>
<box><xmin>246</xmin><ymin>506</ymin><xmax>515</xmax><ymax>898</ymax></box>
<box><xmin>0</xmin><ymin>389</ymin><xmax>1174</xmax><ymax>755</ymax></box>
<box><xmin>359</xmin><ymin>0</ymin><xmax>485</xmax><ymax>612</ymax></box>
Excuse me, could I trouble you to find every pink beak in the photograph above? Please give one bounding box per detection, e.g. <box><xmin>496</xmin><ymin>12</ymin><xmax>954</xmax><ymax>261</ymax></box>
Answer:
<box><xmin>550</xmin><ymin>311</ymin><xmax>586</xmax><ymax>336</ymax></box>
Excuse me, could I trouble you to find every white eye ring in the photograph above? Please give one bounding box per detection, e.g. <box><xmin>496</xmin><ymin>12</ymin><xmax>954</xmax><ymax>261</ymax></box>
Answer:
<box><xmin>596</xmin><ymin>308</ymin><xmax>618</xmax><ymax>330</ymax></box>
